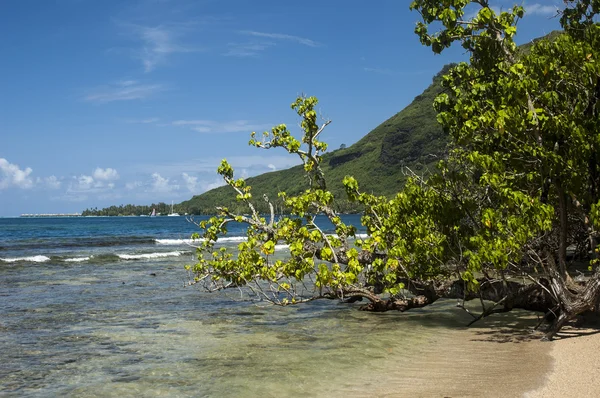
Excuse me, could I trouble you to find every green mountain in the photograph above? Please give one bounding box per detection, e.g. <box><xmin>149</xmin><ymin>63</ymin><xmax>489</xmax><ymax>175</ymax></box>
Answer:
<box><xmin>181</xmin><ymin>65</ymin><xmax>454</xmax><ymax>214</ymax></box>
<box><xmin>82</xmin><ymin>33</ymin><xmax>562</xmax><ymax>217</ymax></box>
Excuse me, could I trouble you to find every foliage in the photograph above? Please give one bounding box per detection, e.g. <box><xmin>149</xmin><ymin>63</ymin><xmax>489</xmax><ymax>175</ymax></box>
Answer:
<box><xmin>189</xmin><ymin>1</ymin><xmax>600</xmax><ymax>339</ymax></box>
<box><xmin>180</xmin><ymin>67</ymin><xmax>449</xmax><ymax>214</ymax></box>
<box><xmin>81</xmin><ymin>202</ymin><xmax>180</xmax><ymax>217</ymax></box>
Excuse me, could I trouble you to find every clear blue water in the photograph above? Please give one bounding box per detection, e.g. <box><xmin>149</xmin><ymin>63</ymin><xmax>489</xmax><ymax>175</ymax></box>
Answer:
<box><xmin>0</xmin><ymin>216</ymin><xmax>547</xmax><ymax>396</ymax></box>
<box><xmin>0</xmin><ymin>215</ymin><xmax>363</xmax><ymax>265</ymax></box>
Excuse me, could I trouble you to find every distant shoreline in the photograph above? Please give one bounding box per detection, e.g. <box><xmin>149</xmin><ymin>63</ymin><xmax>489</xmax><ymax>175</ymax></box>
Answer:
<box><xmin>20</xmin><ymin>213</ymin><xmax>82</xmax><ymax>218</ymax></box>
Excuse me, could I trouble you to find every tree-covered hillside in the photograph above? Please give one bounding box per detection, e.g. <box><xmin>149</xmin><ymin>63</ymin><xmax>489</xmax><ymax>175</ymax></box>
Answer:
<box><xmin>181</xmin><ymin>65</ymin><xmax>454</xmax><ymax>214</ymax></box>
<box><xmin>82</xmin><ymin>33</ymin><xmax>561</xmax><ymax>217</ymax></box>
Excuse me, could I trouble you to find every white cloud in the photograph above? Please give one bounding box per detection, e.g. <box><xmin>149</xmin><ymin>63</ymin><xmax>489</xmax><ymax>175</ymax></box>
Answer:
<box><xmin>120</xmin><ymin>22</ymin><xmax>200</xmax><ymax>72</ymax></box>
<box><xmin>120</xmin><ymin>154</ymin><xmax>300</xmax><ymax>199</ymax></box>
<box><xmin>93</xmin><ymin>167</ymin><xmax>119</xmax><ymax>181</ymax></box>
<box><xmin>204</xmin><ymin>178</ymin><xmax>226</xmax><ymax>191</ymax></box>
<box><xmin>126</xmin><ymin>181</ymin><xmax>143</xmax><ymax>190</ymax></box>
<box><xmin>182</xmin><ymin>172</ymin><xmax>198</xmax><ymax>192</ymax></box>
<box><xmin>150</xmin><ymin>172</ymin><xmax>179</xmax><ymax>193</ymax></box>
<box><xmin>61</xmin><ymin>169</ymin><xmax>121</xmax><ymax>202</ymax></box>
<box><xmin>525</xmin><ymin>3</ymin><xmax>559</xmax><ymax>16</ymax></box>
<box><xmin>464</xmin><ymin>2</ymin><xmax>559</xmax><ymax>20</ymax></box>
<box><xmin>224</xmin><ymin>41</ymin><xmax>275</xmax><ymax>57</ymax></box>
<box><xmin>172</xmin><ymin>119</ymin><xmax>271</xmax><ymax>133</ymax></box>
<box><xmin>0</xmin><ymin>158</ymin><xmax>34</xmax><ymax>189</ymax></box>
<box><xmin>45</xmin><ymin>175</ymin><xmax>61</xmax><ymax>189</ymax></box>
<box><xmin>133</xmin><ymin>154</ymin><xmax>300</xmax><ymax>176</ymax></box>
<box><xmin>85</xmin><ymin>80</ymin><xmax>164</xmax><ymax>103</ymax></box>
<box><xmin>76</xmin><ymin>175</ymin><xmax>95</xmax><ymax>190</ymax></box>
<box><xmin>240</xmin><ymin>31</ymin><xmax>321</xmax><ymax>47</ymax></box>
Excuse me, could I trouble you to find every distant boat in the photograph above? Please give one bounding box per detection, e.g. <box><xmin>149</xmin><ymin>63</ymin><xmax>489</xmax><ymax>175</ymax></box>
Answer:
<box><xmin>150</xmin><ymin>208</ymin><xmax>156</xmax><ymax>217</ymax></box>
<box><xmin>168</xmin><ymin>201</ymin><xmax>179</xmax><ymax>217</ymax></box>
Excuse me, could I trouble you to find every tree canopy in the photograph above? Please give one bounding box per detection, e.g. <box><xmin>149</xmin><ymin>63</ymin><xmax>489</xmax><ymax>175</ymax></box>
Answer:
<box><xmin>188</xmin><ymin>0</ymin><xmax>600</xmax><ymax>340</ymax></box>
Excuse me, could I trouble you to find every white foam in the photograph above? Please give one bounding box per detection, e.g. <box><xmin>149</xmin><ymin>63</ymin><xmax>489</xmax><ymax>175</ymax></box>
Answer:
<box><xmin>64</xmin><ymin>256</ymin><xmax>91</xmax><ymax>263</ymax></box>
<box><xmin>0</xmin><ymin>255</ymin><xmax>51</xmax><ymax>263</ymax></box>
<box><xmin>156</xmin><ymin>236</ymin><xmax>248</xmax><ymax>245</ymax></box>
<box><xmin>117</xmin><ymin>251</ymin><xmax>184</xmax><ymax>260</ymax></box>
<box><xmin>274</xmin><ymin>244</ymin><xmax>289</xmax><ymax>250</ymax></box>
<box><xmin>155</xmin><ymin>239</ymin><xmax>194</xmax><ymax>245</ymax></box>
<box><xmin>219</xmin><ymin>236</ymin><xmax>248</xmax><ymax>242</ymax></box>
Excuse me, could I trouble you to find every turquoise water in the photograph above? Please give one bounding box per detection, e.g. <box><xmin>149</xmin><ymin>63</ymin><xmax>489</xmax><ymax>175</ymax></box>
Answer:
<box><xmin>0</xmin><ymin>216</ymin><xmax>547</xmax><ymax>396</ymax></box>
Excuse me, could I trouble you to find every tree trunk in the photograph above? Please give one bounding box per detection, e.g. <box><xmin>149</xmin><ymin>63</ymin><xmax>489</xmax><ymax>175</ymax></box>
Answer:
<box><xmin>544</xmin><ymin>268</ymin><xmax>600</xmax><ymax>340</ymax></box>
<box><xmin>557</xmin><ymin>184</ymin><xmax>569</xmax><ymax>277</ymax></box>
<box><xmin>348</xmin><ymin>274</ymin><xmax>600</xmax><ymax>340</ymax></box>
<box><xmin>354</xmin><ymin>278</ymin><xmax>556</xmax><ymax>316</ymax></box>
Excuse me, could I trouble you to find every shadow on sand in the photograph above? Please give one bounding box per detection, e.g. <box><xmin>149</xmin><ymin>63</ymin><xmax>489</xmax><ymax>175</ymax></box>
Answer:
<box><xmin>469</xmin><ymin>310</ymin><xmax>600</xmax><ymax>343</ymax></box>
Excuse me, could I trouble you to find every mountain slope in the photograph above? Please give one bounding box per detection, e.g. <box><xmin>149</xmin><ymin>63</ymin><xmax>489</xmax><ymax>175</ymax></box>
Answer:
<box><xmin>181</xmin><ymin>65</ymin><xmax>453</xmax><ymax>214</ymax></box>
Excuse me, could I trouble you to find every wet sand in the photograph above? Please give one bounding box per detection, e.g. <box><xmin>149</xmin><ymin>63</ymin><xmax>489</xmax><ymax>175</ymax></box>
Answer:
<box><xmin>341</xmin><ymin>310</ymin><xmax>554</xmax><ymax>398</ymax></box>
<box><xmin>526</xmin><ymin>327</ymin><xmax>600</xmax><ymax>398</ymax></box>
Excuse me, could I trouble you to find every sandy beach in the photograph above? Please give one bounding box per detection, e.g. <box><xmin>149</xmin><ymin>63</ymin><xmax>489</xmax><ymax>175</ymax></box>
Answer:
<box><xmin>365</xmin><ymin>314</ymin><xmax>600</xmax><ymax>398</ymax></box>
<box><xmin>526</xmin><ymin>327</ymin><xmax>600</xmax><ymax>397</ymax></box>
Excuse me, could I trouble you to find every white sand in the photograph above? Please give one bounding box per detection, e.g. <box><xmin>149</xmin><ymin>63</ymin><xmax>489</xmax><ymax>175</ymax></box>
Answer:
<box><xmin>526</xmin><ymin>328</ymin><xmax>600</xmax><ymax>397</ymax></box>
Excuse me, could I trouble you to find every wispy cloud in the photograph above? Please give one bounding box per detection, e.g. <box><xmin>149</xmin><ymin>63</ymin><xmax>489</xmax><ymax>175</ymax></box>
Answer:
<box><xmin>172</xmin><ymin>119</ymin><xmax>272</xmax><ymax>133</ymax></box>
<box><xmin>43</xmin><ymin>175</ymin><xmax>61</xmax><ymax>190</ymax></box>
<box><xmin>133</xmin><ymin>155</ymin><xmax>301</xmax><ymax>178</ymax></box>
<box><xmin>0</xmin><ymin>158</ymin><xmax>34</xmax><ymax>189</ymax></box>
<box><xmin>240</xmin><ymin>30</ymin><xmax>321</xmax><ymax>47</ymax></box>
<box><xmin>125</xmin><ymin>181</ymin><xmax>143</xmax><ymax>190</ymax></box>
<box><xmin>119</xmin><ymin>22</ymin><xmax>201</xmax><ymax>72</ymax></box>
<box><xmin>85</xmin><ymin>80</ymin><xmax>164</xmax><ymax>103</ymax></box>
<box><xmin>224</xmin><ymin>41</ymin><xmax>275</xmax><ymax>57</ymax></box>
<box><xmin>203</xmin><ymin>178</ymin><xmax>226</xmax><ymax>191</ymax></box>
<box><xmin>464</xmin><ymin>2</ymin><xmax>559</xmax><ymax>20</ymax></box>
<box><xmin>364</xmin><ymin>67</ymin><xmax>395</xmax><ymax>76</ymax></box>
<box><xmin>525</xmin><ymin>3</ymin><xmax>559</xmax><ymax>16</ymax></box>
<box><xmin>181</xmin><ymin>172</ymin><xmax>198</xmax><ymax>192</ymax></box>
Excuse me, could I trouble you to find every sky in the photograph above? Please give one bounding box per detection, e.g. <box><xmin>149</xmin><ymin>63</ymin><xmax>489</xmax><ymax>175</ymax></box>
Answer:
<box><xmin>0</xmin><ymin>0</ymin><xmax>564</xmax><ymax>216</ymax></box>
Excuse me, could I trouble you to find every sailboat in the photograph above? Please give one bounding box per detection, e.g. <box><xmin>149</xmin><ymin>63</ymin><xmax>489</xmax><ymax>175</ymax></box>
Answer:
<box><xmin>150</xmin><ymin>208</ymin><xmax>156</xmax><ymax>217</ymax></box>
<box><xmin>168</xmin><ymin>201</ymin><xmax>180</xmax><ymax>217</ymax></box>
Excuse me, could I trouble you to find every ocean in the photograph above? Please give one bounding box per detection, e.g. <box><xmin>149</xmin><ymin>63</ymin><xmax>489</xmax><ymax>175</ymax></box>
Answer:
<box><xmin>0</xmin><ymin>216</ymin><xmax>549</xmax><ymax>396</ymax></box>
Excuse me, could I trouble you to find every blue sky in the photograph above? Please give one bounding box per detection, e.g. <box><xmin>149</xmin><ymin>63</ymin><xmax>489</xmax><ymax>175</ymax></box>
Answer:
<box><xmin>0</xmin><ymin>0</ymin><xmax>563</xmax><ymax>216</ymax></box>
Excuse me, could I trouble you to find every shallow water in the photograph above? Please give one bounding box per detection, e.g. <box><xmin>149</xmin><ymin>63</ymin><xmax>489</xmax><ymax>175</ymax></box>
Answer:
<box><xmin>0</xmin><ymin>217</ymin><xmax>550</xmax><ymax>397</ymax></box>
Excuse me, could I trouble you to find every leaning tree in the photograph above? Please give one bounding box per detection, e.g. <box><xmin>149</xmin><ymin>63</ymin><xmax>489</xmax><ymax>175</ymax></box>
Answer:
<box><xmin>187</xmin><ymin>0</ymin><xmax>600</xmax><ymax>340</ymax></box>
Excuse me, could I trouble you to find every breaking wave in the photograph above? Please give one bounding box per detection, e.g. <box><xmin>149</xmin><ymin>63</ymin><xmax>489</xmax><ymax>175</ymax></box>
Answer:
<box><xmin>117</xmin><ymin>251</ymin><xmax>186</xmax><ymax>260</ymax></box>
<box><xmin>64</xmin><ymin>256</ymin><xmax>92</xmax><ymax>263</ymax></box>
<box><xmin>0</xmin><ymin>255</ymin><xmax>51</xmax><ymax>263</ymax></box>
<box><xmin>155</xmin><ymin>236</ymin><xmax>248</xmax><ymax>245</ymax></box>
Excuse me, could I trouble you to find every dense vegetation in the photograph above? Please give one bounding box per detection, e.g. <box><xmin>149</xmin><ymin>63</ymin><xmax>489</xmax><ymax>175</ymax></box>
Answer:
<box><xmin>189</xmin><ymin>0</ymin><xmax>600</xmax><ymax>340</ymax></box>
<box><xmin>81</xmin><ymin>202</ymin><xmax>182</xmax><ymax>217</ymax></box>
